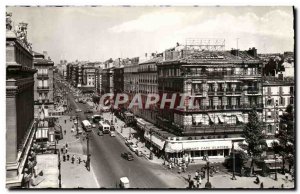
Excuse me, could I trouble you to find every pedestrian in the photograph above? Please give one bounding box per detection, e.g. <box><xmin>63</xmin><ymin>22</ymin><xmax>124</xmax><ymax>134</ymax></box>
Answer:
<box><xmin>285</xmin><ymin>172</ymin><xmax>288</xmax><ymax>183</ymax></box>
<box><xmin>183</xmin><ymin>163</ymin><xmax>186</xmax><ymax>172</ymax></box>
<box><xmin>260</xmin><ymin>182</ymin><xmax>264</xmax><ymax>189</ymax></box>
<box><xmin>199</xmin><ymin>175</ymin><xmax>202</xmax><ymax>185</ymax></box>
<box><xmin>196</xmin><ymin>180</ymin><xmax>200</xmax><ymax>188</ymax></box>
<box><xmin>189</xmin><ymin>180</ymin><xmax>194</xmax><ymax>189</ymax></box>
<box><xmin>281</xmin><ymin>184</ymin><xmax>284</xmax><ymax>188</ymax></box>
<box><xmin>188</xmin><ymin>174</ymin><xmax>191</xmax><ymax>182</ymax></box>
<box><xmin>65</xmin><ymin>119</ymin><xmax>66</xmax><ymax>124</ymax></box>
<box><xmin>65</xmin><ymin>147</ymin><xmax>68</xmax><ymax>153</ymax></box>
<box><xmin>195</xmin><ymin>171</ymin><xmax>199</xmax><ymax>180</ymax></box>
<box><xmin>64</xmin><ymin>130</ymin><xmax>66</xmax><ymax>135</ymax></box>
<box><xmin>71</xmin><ymin>155</ymin><xmax>75</xmax><ymax>164</ymax></box>
<box><xmin>254</xmin><ymin>176</ymin><xmax>260</xmax><ymax>184</ymax></box>
<box><xmin>178</xmin><ymin>166</ymin><xmax>182</xmax><ymax>174</ymax></box>
<box><xmin>65</xmin><ymin>143</ymin><xmax>68</xmax><ymax>148</ymax></box>
<box><xmin>78</xmin><ymin>157</ymin><xmax>81</xmax><ymax>164</ymax></box>
<box><xmin>169</xmin><ymin>163</ymin><xmax>172</xmax><ymax>169</ymax></box>
<box><xmin>63</xmin><ymin>154</ymin><xmax>66</xmax><ymax>162</ymax></box>
<box><xmin>60</xmin><ymin>148</ymin><xmax>64</xmax><ymax>153</ymax></box>
<box><xmin>67</xmin><ymin>154</ymin><xmax>70</xmax><ymax>161</ymax></box>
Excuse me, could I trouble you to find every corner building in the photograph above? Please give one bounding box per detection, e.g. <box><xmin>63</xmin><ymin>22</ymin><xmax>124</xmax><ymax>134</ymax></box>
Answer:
<box><xmin>157</xmin><ymin>47</ymin><xmax>263</xmax><ymax>159</ymax></box>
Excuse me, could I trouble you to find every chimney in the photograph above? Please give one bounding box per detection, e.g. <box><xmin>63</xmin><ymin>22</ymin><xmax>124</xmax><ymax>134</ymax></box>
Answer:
<box><xmin>43</xmin><ymin>51</ymin><xmax>48</xmax><ymax>59</ymax></box>
<box><xmin>231</xmin><ymin>49</ymin><xmax>239</xmax><ymax>56</ymax></box>
<box><xmin>247</xmin><ymin>47</ymin><xmax>257</xmax><ymax>57</ymax></box>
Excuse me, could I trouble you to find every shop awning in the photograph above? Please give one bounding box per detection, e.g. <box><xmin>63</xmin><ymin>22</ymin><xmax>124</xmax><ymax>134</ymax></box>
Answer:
<box><xmin>36</xmin><ymin>129</ymin><xmax>48</xmax><ymax>139</ymax></box>
<box><xmin>218</xmin><ymin>115</ymin><xmax>224</xmax><ymax>123</ymax></box>
<box><xmin>165</xmin><ymin>139</ymin><xmax>232</xmax><ymax>153</ymax></box>
<box><xmin>193</xmin><ymin>114</ymin><xmax>203</xmax><ymax>123</ymax></box>
<box><xmin>208</xmin><ymin>114</ymin><xmax>218</xmax><ymax>124</ymax></box>
<box><xmin>236</xmin><ymin>114</ymin><xmax>244</xmax><ymax>123</ymax></box>
<box><xmin>144</xmin><ymin>132</ymin><xmax>165</xmax><ymax>150</ymax></box>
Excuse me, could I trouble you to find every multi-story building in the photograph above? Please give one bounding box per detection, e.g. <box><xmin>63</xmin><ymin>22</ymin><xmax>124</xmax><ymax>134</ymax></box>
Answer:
<box><xmin>123</xmin><ymin>57</ymin><xmax>139</xmax><ymax>114</ymax></box>
<box><xmin>156</xmin><ymin>45</ymin><xmax>263</xmax><ymax>159</ymax></box>
<box><xmin>33</xmin><ymin>51</ymin><xmax>54</xmax><ymax>118</ymax></box>
<box><xmin>137</xmin><ymin>54</ymin><xmax>162</xmax><ymax>124</ymax></box>
<box><xmin>113</xmin><ymin>66</ymin><xmax>124</xmax><ymax>94</ymax></box>
<box><xmin>6</xmin><ymin>16</ymin><xmax>37</xmax><ymax>188</ymax></box>
<box><xmin>81</xmin><ymin>62</ymin><xmax>97</xmax><ymax>93</ymax></box>
<box><xmin>262</xmin><ymin>75</ymin><xmax>294</xmax><ymax>137</ymax></box>
<box><xmin>101</xmin><ymin>67</ymin><xmax>114</xmax><ymax>94</ymax></box>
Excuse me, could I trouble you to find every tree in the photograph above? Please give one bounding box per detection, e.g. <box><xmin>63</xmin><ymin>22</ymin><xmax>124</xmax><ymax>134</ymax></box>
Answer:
<box><xmin>276</xmin><ymin>104</ymin><xmax>294</xmax><ymax>173</ymax></box>
<box><xmin>242</xmin><ymin>108</ymin><xmax>266</xmax><ymax>175</ymax></box>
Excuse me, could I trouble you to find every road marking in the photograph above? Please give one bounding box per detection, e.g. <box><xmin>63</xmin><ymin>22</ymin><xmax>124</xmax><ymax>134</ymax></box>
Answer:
<box><xmin>90</xmin><ymin>164</ymin><xmax>101</xmax><ymax>188</ymax></box>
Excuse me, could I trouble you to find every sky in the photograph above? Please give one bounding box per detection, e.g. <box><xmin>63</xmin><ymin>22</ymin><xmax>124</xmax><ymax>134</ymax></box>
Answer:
<box><xmin>6</xmin><ymin>6</ymin><xmax>294</xmax><ymax>64</ymax></box>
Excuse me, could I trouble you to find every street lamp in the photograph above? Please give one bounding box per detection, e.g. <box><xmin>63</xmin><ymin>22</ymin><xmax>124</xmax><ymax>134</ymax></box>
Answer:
<box><xmin>86</xmin><ymin>133</ymin><xmax>91</xmax><ymax>171</ymax></box>
<box><xmin>201</xmin><ymin>158</ymin><xmax>214</xmax><ymax>189</ymax></box>
<box><xmin>274</xmin><ymin>153</ymin><xmax>278</xmax><ymax>181</ymax></box>
<box><xmin>76</xmin><ymin>115</ymin><xmax>79</xmax><ymax>136</ymax></box>
<box><xmin>231</xmin><ymin>142</ymin><xmax>237</xmax><ymax>180</ymax></box>
<box><xmin>149</xmin><ymin>129</ymin><xmax>153</xmax><ymax>160</ymax></box>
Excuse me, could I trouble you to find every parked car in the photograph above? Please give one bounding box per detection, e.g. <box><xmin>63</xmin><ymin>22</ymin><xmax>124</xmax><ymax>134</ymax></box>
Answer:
<box><xmin>121</xmin><ymin>152</ymin><xmax>134</xmax><ymax>161</ymax></box>
<box><xmin>129</xmin><ymin>144</ymin><xmax>138</xmax><ymax>152</ymax></box>
<box><xmin>110</xmin><ymin>131</ymin><xmax>116</xmax><ymax>137</ymax></box>
<box><xmin>84</xmin><ymin>109</ymin><xmax>93</xmax><ymax>114</ymax></box>
<box><xmin>125</xmin><ymin>140</ymin><xmax>134</xmax><ymax>147</ymax></box>
<box><xmin>135</xmin><ymin>150</ymin><xmax>143</xmax><ymax>157</ymax></box>
<box><xmin>98</xmin><ymin>131</ymin><xmax>103</xmax><ymax>136</ymax></box>
<box><xmin>75</xmin><ymin>108</ymin><xmax>82</xmax><ymax>113</ymax></box>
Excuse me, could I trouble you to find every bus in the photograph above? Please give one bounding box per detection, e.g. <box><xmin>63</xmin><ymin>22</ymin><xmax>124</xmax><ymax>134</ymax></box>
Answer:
<box><xmin>99</xmin><ymin>121</ymin><xmax>110</xmax><ymax>134</ymax></box>
<box><xmin>81</xmin><ymin>120</ymin><xmax>92</xmax><ymax>132</ymax></box>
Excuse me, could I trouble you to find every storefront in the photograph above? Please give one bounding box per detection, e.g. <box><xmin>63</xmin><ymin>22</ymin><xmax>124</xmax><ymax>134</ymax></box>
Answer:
<box><xmin>164</xmin><ymin>138</ymin><xmax>237</xmax><ymax>160</ymax></box>
<box><xmin>144</xmin><ymin>132</ymin><xmax>166</xmax><ymax>156</ymax></box>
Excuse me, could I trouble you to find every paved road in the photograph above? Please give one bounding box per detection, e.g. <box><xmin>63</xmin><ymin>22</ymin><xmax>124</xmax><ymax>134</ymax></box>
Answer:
<box><xmin>62</xmin><ymin>85</ymin><xmax>184</xmax><ymax>189</ymax></box>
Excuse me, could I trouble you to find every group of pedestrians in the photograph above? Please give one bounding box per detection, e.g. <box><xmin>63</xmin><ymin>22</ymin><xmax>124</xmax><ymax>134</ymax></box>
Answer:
<box><xmin>167</xmin><ymin>157</ymin><xmax>192</xmax><ymax>173</ymax></box>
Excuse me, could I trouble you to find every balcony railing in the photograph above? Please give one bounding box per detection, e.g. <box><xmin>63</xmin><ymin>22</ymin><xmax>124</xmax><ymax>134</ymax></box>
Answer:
<box><xmin>176</xmin><ymin>103</ymin><xmax>263</xmax><ymax>112</ymax></box>
<box><xmin>182</xmin><ymin>124</ymin><xmax>244</xmax><ymax>135</ymax></box>
<box><xmin>37</xmin><ymin>73</ymin><xmax>49</xmax><ymax>79</ymax></box>
<box><xmin>247</xmin><ymin>89</ymin><xmax>260</xmax><ymax>94</ymax></box>
<box><xmin>37</xmin><ymin>86</ymin><xmax>50</xmax><ymax>90</ymax></box>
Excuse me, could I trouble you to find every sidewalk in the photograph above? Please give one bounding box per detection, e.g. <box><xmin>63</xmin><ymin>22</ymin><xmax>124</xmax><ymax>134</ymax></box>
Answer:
<box><xmin>103</xmin><ymin>112</ymin><xmax>295</xmax><ymax>189</ymax></box>
<box><xmin>57</xmin><ymin>115</ymin><xmax>100</xmax><ymax>188</ymax></box>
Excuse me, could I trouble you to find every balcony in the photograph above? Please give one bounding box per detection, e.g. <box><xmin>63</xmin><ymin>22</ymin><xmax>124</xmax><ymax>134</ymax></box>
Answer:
<box><xmin>36</xmin><ymin>99</ymin><xmax>51</xmax><ymax>104</ymax></box>
<box><xmin>37</xmin><ymin>86</ymin><xmax>50</xmax><ymax>91</ymax></box>
<box><xmin>37</xmin><ymin>73</ymin><xmax>49</xmax><ymax>79</ymax></box>
<box><xmin>207</xmin><ymin>91</ymin><xmax>215</xmax><ymax>95</ymax></box>
<box><xmin>247</xmin><ymin>89</ymin><xmax>260</xmax><ymax>94</ymax></box>
<box><xmin>175</xmin><ymin>103</ymin><xmax>263</xmax><ymax>113</ymax></box>
<box><xmin>182</xmin><ymin>124</ymin><xmax>244</xmax><ymax>135</ymax></box>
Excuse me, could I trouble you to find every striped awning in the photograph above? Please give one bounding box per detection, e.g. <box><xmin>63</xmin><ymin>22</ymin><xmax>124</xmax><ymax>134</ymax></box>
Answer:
<box><xmin>236</xmin><ymin>114</ymin><xmax>244</xmax><ymax>123</ymax></box>
<box><xmin>36</xmin><ymin>129</ymin><xmax>48</xmax><ymax>139</ymax></box>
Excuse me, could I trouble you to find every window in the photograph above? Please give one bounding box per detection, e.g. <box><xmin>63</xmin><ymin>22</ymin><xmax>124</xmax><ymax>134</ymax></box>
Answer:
<box><xmin>267</xmin><ymin>125</ymin><xmax>273</xmax><ymax>134</ymax></box>
<box><xmin>290</xmin><ymin>97</ymin><xmax>294</xmax><ymax>105</ymax></box>
<box><xmin>290</xmin><ymin>86</ymin><xmax>294</xmax><ymax>95</ymax></box>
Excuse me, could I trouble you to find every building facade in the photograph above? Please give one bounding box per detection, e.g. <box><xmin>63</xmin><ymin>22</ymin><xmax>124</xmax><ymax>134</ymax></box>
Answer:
<box><xmin>33</xmin><ymin>51</ymin><xmax>54</xmax><ymax>118</ymax></box>
<box><xmin>262</xmin><ymin>76</ymin><xmax>294</xmax><ymax>137</ymax></box>
<box><xmin>6</xmin><ymin>17</ymin><xmax>37</xmax><ymax>187</ymax></box>
<box><xmin>137</xmin><ymin>55</ymin><xmax>162</xmax><ymax>124</ymax></box>
<box><xmin>123</xmin><ymin>57</ymin><xmax>139</xmax><ymax>114</ymax></box>
<box><xmin>156</xmin><ymin>46</ymin><xmax>263</xmax><ymax>159</ymax></box>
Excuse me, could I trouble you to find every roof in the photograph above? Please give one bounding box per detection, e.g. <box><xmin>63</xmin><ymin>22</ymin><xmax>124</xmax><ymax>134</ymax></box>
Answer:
<box><xmin>33</xmin><ymin>58</ymin><xmax>54</xmax><ymax>65</ymax></box>
<box><xmin>139</xmin><ymin>56</ymin><xmax>163</xmax><ymax>65</ymax></box>
<box><xmin>162</xmin><ymin>50</ymin><xmax>261</xmax><ymax>65</ymax></box>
